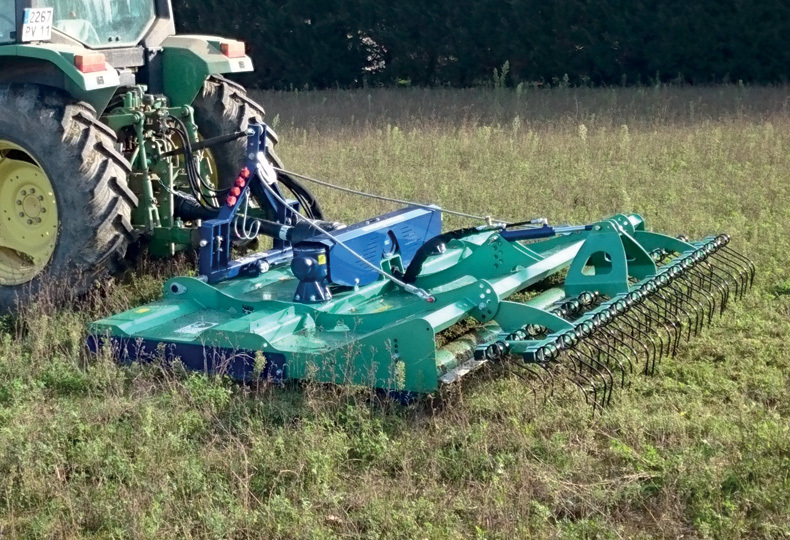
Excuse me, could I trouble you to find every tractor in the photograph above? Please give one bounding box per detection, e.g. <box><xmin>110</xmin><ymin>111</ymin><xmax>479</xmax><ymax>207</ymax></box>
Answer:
<box><xmin>0</xmin><ymin>0</ymin><xmax>318</xmax><ymax>309</ymax></box>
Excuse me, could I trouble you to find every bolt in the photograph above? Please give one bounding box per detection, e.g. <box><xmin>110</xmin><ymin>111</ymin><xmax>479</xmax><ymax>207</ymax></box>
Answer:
<box><xmin>37</xmin><ymin>196</ymin><xmax>43</xmax><ymax>201</ymax></box>
<box><xmin>35</xmin><ymin>217</ymin><xmax>41</xmax><ymax>223</ymax></box>
<box><xmin>248</xmin><ymin>153</ymin><xmax>256</xmax><ymax>160</ymax></box>
<box><xmin>199</xmin><ymin>240</ymin><xmax>208</xmax><ymax>247</ymax></box>
<box><xmin>41</xmin><ymin>208</ymin><xmax>46</xmax><ymax>213</ymax></box>
<box><xmin>478</xmin><ymin>302</ymin><xmax>487</xmax><ymax>310</ymax></box>
<box><xmin>18</xmin><ymin>212</ymin><xmax>24</xmax><ymax>217</ymax></box>
<box><xmin>29</xmin><ymin>188</ymin><xmax>35</xmax><ymax>194</ymax></box>
<box><xmin>27</xmin><ymin>219</ymin><xmax>32</xmax><ymax>224</ymax></box>
<box><xmin>16</xmin><ymin>200</ymin><xmax>21</xmax><ymax>205</ymax></box>
<box><xmin>20</xmin><ymin>190</ymin><xmax>26</xmax><ymax>196</ymax></box>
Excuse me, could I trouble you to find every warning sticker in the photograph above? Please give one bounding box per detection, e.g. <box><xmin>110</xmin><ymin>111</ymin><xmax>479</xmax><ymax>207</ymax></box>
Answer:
<box><xmin>174</xmin><ymin>321</ymin><xmax>218</xmax><ymax>336</ymax></box>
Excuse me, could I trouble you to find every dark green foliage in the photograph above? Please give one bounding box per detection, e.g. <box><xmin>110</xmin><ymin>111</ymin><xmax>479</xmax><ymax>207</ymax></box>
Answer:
<box><xmin>172</xmin><ymin>0</ymin><xmax>790</xmax><ymax>89</ymax></box>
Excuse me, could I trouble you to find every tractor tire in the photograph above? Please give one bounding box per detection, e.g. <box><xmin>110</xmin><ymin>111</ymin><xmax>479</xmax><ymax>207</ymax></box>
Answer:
<box><xmin>0</xmin><ymin>84</ymin><xmax>136</xmax><ymax>311</ymax></box>
<box><xmin>191</xmin><ymin>74</ymin><xmax>283</xmax><ymax>185</ymax></box>
<box><xmin>192</xmin><ymin>75</ymin><xmax>324</xmax><ymax>221</ymax></box>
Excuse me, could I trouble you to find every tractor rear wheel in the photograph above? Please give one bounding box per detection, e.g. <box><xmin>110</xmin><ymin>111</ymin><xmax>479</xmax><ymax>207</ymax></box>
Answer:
<box><xmin>191</xmin><ymin>75</ymin><xmax>283</xmax><ymax>184</ymax></box>
<box><xmin>192</xmin><ymin>75</ymin><xmax>325</xmax><ymax>222</ymax></box>
<box><xmin>0</xmin><ymin>85</ymin><xmax>136</xmax><ymax>311</ymax></box>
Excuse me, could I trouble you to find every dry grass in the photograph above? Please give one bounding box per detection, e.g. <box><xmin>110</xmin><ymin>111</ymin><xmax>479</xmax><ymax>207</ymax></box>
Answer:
<box><xmin>1</xmin><ymin>84</ymin><xmax>789</xmax><ymax>539</ymax></box>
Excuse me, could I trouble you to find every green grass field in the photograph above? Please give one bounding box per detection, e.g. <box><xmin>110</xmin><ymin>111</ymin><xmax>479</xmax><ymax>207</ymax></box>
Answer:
<box><xmin>1</xmin><ymin>85</ymin><xmax>789</xmax><ymax>539</ymax></box>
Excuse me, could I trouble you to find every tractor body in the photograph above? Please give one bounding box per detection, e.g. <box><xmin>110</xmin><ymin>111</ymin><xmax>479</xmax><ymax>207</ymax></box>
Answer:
<box><xmin>0</xmin><ymin>0</ymin><xmax>286</xmax><ymax>308</ymax></box>
<box><xmin>0</xmin><ymin>0</ymin><xmax>250</xmax><ymax>113</ymax></box>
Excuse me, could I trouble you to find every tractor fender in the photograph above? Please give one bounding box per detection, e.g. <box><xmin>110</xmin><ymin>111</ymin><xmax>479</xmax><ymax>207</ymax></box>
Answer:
<box><xmin>0</xmin><ymin>44</ymin><xmax>119</xmax><ymax>113</ymax></box>
<box><xmin>161</xmin><ymin>35</ymin><xmax>254</xmax><ymax>107</ymax></box>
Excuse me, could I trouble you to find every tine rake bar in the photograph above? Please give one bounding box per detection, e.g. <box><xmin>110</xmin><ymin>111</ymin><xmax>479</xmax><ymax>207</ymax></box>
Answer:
<box><xmin>477</xmin><ymin>234</ymin><xmax>753</xmax><ymax>412</ymax></box>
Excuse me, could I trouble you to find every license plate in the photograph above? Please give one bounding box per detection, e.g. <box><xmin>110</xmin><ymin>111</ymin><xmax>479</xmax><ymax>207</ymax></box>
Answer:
<box><xmin>21</xmin><ymin>8</ymin><xmax>54</xmax><ymax>42</ymax></box>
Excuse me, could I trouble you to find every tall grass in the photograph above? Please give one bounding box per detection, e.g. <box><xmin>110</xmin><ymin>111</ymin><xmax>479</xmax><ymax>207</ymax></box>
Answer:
<box><xmin>1</xmin><ymin>85</ymin><xmax>789</xmax><ymax>539</ymax></box>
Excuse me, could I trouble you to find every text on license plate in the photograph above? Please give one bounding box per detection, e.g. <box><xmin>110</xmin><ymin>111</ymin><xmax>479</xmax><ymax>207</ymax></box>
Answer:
<box><xmin>22</xmin><ymin>8</ymin><xmax>53</xmax><ymax>42</ymax></box>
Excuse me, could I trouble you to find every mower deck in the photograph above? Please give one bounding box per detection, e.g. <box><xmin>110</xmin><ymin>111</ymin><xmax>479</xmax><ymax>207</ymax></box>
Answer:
<box><xmin>90</xmin><ymin>228</ymin><xmax>585</xmax><ymax>393</ymax></box>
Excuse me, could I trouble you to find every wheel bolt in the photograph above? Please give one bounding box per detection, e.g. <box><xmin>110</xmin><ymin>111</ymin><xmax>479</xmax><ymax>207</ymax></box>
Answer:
<box><xmin>20</xmin><ymin>190</ymin><xmax>26</xmax><ymax>196</ymax></box>
<box><xmin>37</xmin><ymin>195</ymin><xmax>43</xmax><ymax>201</ymax></box>
<box><xmin>35</xmin><ymin>217</ymin><xmax>41</xmax><ymax>223</ymax></box>
<box><xmin>26</xmin><ymin>219</ymin><xmax>32</xmax><ymax>224</ymax></box>
<box><xmin>29</xmin><ymin>188</ymin><xmax>35</xmax><ymax>194</ymax></box>
<box><xmin>41</xmin><ymin>208</ymin><xmax>46</xmax><ymax>213</ymax></box>
<box><xmin>16</xmin><ymin>200</ymin><xmax>21</xmax><ymax>205</ymax></box>
<box><xmin>18</xmin><ymin>212</ymin><xmax>24</xmax><ymax>217</ymax></box>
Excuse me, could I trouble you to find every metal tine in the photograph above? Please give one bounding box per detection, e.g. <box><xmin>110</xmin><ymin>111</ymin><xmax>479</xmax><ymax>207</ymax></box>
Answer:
<box><xmin>503</xmin><ymin>361</ymin><xmax>548</xmax><ymax>406</ymax></box>
<box><xmin>719</xmin><ymin>242</ymin><xmax>756</xmax><ymax>287</ymax></box>
<box><xmin>643</xmin><ymin>292</ymin><xmax>683</xmax><ymax>356</ymax></box>
<box><xmin>665</xmin><ymin>276</ymin><xmax>699</xmax><ymax>331</ymax></box>
<box><xmin>667</xmin><ymin>277</ymin><xmax>706</xmax><ymax>338</ymax></box>
<box><xmin>650</xmin><ymin>286</ymin><xmax>689</xmax><ymax>346</ymax></box>
<box><xmin>592</xmin><ymin>316</ymin><xmax>635</xmax><ymax>376</ymax></box>
<box><xmin>612</xmin><ymin>313</ymin><xmax>657</xmax><ymax>375</ymax></box>
<box><xmin>624</xmin><ymin>303</ymin><xmax>665</xmax><ymax>373</ymax></box>
<box><xmin>557</xmin><ymin>357</ymin><xmax>601</xmax><ymax>415</ymax></box>
<box><xmin>542</xmin><ymin>357</ymin><xmax>595</xmax><ymax>412</ymax></box>
<box><xmin>688</xmin><ymin>262</ymin><xmax>730</xmax><ymax>314</ymax></box>
<box><xmin>686</xmin><ymin>265</ymin><xmax>730</xmax><ymax>318</ymax></box>
<box><xmin>631</xmin><ymin>297</ymin><xmax>673</xmax><ymax>359</ymax></box>
<box><xmin>674</xmin><ymin>266</ymin><xmax>715</xmax><ymax>332</ymax></box>
<box><xmin>567</xmin><ymin>350</ymin><xmax>611</xmax><ymax>407</ymax></box>
<box><xmin>712</xmin><ymin>250</ymin><xmax>752</xmax><ymax>300</ymax></box>
<box><xmin>611</xmin><ymin>299</ymin><xmax>655</xmax><ymax>361</ymax></box>
<box><xmin>710</xmin><ymin>238</ymin><xmax>755</xmax><ymax>297</ymax></box>
<box><xmin>695</xmin><ymin>248</ymin><xmax>734</xmax><ymax>306</ymax></box>
<box><xmin>601</xmin><ymin>324</ymin><xmax>640</xmax><ymax>377</ymax></box>
<box><xmin>536</xmin><ymin>362</ymin><xmax>558</xmax><ymax>400</ymax></box>
<box><xmin>634</xmin><ymin>298</ymin><xmax>673</xmax><ymax>358</ymax></box>
<box><xmin>582</xmin><ymin>338</ymin><xmax>628</xmax><ymax>387</ymax></box>
<box><xmin>708</xmin><ymin>251</ymin><xmax>747</xmax><ymax>301</ymax></box>
<box><xmin>570</xmin><ymin>348</ymin><xmax>615</xmax><ymax>405</ymax></box>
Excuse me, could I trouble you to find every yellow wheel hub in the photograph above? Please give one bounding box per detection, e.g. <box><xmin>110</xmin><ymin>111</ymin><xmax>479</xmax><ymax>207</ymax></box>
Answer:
<box><xmin>0</xmin><ymin>140</ymin><xmax>58</xmax><ymax>285</ymax></box>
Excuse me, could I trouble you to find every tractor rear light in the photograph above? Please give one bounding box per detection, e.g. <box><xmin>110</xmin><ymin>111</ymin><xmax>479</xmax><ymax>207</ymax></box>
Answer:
<box><xmin>240</xmin><ymin>167</ymin><xmax>250</xmax><ymax>179</ymax></box>
<box><xmin>221</xmin><ymin>41</ymin><xmax>245</xmax><ymax>58</ymax></box>
<box><xmin>230</xmin><ymin>187</ymin><xmax>241</xmax><ymax>197</ymax></box>
<box><xmin>226</xmin><ymin>196</ymin><xmax>237</xmax><ymax>207</ymax></box>
<box><xmin>235</xmin><ymin>177</ymin><xmax>246</xmax><ymax>188</ymax></box>
<box><xmin>74</xmin><ymin>53</ymin><xmax>106</xmax><ymax>73</ymax></box>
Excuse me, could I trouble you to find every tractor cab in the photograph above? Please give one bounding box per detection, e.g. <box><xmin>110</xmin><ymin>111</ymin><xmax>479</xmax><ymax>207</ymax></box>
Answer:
<box><xmin>0</xmin><ymin>0</ymin><xmax>250</xmax><ymax>111</ymax></box>
<box><xmin>44</xmin><ymin>0</ymin><xmax>156</xmax><ymax>48</ymax></box>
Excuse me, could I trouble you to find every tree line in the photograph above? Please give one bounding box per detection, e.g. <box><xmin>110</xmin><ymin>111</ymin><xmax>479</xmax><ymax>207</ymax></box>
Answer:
<box><xmin>173</xmin><ymin>0</ymin><xmax>790</xmax><ymax>89</ymax></box>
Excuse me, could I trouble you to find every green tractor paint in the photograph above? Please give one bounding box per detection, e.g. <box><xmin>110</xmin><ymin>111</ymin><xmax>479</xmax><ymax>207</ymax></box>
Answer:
<box><xmin>88</xmin><ymin>128</ymin><xmax>755</xmax><ymax>408</ymax></box>
<box><xmin>0</xmin><ymin>0</ymin><xmax>283</xmax><ymax>309</ymax></box>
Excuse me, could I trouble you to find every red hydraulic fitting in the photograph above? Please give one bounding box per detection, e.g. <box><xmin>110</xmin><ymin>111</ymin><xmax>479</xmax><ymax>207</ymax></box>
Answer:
<box><xmin>235</xmin><ymin>177</ymin><xmax>246</xmax><ymax>188</ymax></box>
<box><xmin>240</xmin><ymin>167</ymin><xmax>250</xmax><ymax>179</ymax></box>
<box><xmin>230</xmin><ymin>186</ymin><xmax>241</xmax><ymax>197</ymax></box>
<box><xmin>226</xmin><ymin>195</ymin><xmax>237</xmax><ymax>206</ymax></box>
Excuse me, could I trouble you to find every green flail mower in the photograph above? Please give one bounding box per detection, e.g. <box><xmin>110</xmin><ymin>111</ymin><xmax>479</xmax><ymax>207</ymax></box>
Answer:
<box><xmin>88</xmin><ymin>126</ymin><xmax>755</xmax><ymax>408</ymax></box>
